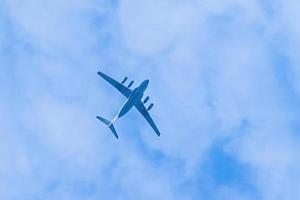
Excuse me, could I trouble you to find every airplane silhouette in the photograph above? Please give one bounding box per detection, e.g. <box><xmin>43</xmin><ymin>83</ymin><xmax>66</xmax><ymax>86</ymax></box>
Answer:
<box><xmin>96</xmin><ymin>71</ymin><xmax>161</xmax><ymax>139</ymax></box>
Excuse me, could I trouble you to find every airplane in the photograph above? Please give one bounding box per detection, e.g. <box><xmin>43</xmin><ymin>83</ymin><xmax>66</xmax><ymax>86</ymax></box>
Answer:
<box><xmin>96</xmin><ymin>71</ymin><xmax>161</xmax><ymax>139</ymax></box>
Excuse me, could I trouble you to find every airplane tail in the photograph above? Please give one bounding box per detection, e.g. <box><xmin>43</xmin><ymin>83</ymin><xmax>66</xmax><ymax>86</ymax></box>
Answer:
<box><xmin>96</xmin><ymin>116</ymin><xmax>119</xmax><ymax>139</ymax></box>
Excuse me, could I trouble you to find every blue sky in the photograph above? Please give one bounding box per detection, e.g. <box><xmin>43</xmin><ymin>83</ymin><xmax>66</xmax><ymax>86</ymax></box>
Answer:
<box><xmin>1</xmin><ymin>0</ymin><xmax>300</xmax><ymax>199</ymax></box>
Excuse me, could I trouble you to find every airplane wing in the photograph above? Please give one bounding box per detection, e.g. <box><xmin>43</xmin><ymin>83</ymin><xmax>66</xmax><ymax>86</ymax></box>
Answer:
<box><xmin>97</xmin><ymin>71</ymin><xmax>132</xmax><ymax>98</ymax></box>
<box><xmin>135</xmin><ymin>101</ymin><xmax>161</xmax><ymax>136</ymax></box>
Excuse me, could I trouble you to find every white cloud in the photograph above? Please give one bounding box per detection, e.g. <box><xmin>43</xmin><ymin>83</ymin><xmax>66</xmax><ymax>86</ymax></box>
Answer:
<box><xmin>2</xmin><ymin>0</ymin><xmax>300</xmax><ymax>199</ymax></box>
<box><xmin>118</xmin><ymin>0</ymin><xmax>300</xmax><ymax>199</ymax></box>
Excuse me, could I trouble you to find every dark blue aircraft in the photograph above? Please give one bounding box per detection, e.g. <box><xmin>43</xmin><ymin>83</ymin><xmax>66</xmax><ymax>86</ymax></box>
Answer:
<box><xmin>96</xmin><ymin>71</ymin><xmax>161</xmax><ymax>139</ymax></box>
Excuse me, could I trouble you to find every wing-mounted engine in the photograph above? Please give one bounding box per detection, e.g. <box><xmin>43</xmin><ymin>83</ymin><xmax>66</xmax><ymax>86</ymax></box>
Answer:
<box><xmin>128</xmin><ymin>81</ymin><xmax>134</xmax><ymax>88</ymax></box>
<box><xmin>143</xmin><ymin>96</ymin><xmax>150</xmax><ymax>104</ymax></box>
<box><xmin>121</xmin><ymin>77</ymin><xmax>128</xmax><ymax>84</ymax></box>
<box><xmin>121</xmin><ymin>77</ymin><xmax>134</xmax><ymax>88</ymax></box>
<box><xmin>147</xmin><ymin>103</ymin><xmax>154</xmax><ymax>111</ymax></box>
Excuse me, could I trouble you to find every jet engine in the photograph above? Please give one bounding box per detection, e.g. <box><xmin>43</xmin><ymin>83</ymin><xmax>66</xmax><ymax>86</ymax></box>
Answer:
<box><xmin>121</xmin><ymin>77</ymin><xmax>128</xmax><ymax>84</ymax></box>
<box><xmin>128</xmin><ymin>81</ymin><xmax>134</xmax><ymax>88</ymax></box>
<box><xmin>147</xmin><ymin>103</ymin><xmax>154</xmax><ymax>111</ymax></box>
<box><xmin>143</xmin><ymin>96</ymin><xmax>150</xmax><ymax>104</ymax></box>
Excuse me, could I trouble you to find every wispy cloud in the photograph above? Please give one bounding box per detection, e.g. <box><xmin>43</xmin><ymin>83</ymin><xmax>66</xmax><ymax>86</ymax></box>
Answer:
<box><xmin>1</xmin><ymin>0</ymin><xmax>300</xmax><ymax>199</ymax></box>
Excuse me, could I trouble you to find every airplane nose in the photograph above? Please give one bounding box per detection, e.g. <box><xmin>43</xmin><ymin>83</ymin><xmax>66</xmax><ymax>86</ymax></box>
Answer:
<box><xmin>142</xmin><ymin>80</ymin><xmax>149</xmax><ymax>88</ymax></box>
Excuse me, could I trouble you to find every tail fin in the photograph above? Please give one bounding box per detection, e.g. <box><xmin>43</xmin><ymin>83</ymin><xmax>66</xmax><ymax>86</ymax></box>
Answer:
<box><xmin>96</xmin><ymin>116</ymin><xmax>119</xmax><ymax>139</ymax></box>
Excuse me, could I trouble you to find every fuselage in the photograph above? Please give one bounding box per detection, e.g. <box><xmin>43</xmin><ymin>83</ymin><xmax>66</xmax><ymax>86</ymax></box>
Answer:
<box><xmin>117</xmin><ymin>80</ymin><xmax>149</xmax><ymax>118</ymax></box>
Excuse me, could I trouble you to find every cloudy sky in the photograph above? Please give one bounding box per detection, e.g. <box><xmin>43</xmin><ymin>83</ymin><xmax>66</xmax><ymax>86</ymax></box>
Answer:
<box><xmin>1</xmin><ymin>0</ymin><xmax>300</xmax><ymax>199</ymax></box>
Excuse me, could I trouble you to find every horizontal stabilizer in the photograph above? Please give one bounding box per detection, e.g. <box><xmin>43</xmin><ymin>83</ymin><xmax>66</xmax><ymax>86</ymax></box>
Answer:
<box><xmin>96</xmin><ymin>116</ymin><xmax>110</xmax><ymax>125</ymax></box>
<box><xmin>96</xmin><ymin>116</ymin><xmax>119</xmax><ymax>139</ymax></box>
